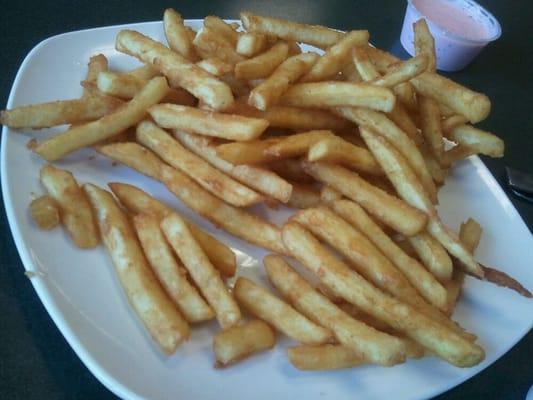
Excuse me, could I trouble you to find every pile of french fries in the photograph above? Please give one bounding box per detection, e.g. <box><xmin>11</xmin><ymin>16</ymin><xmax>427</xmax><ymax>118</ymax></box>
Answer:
<box><xmin>4</xmin><ymin>10</ymin><xmax>531</xmax><ymax>371</ymax></box>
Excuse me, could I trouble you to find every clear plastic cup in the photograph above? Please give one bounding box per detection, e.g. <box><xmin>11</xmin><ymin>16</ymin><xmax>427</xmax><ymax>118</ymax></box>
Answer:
<box><xmin>400</xmin><ymin>0</ymin><xmax>501</xmax><ymax>71</ymax></box>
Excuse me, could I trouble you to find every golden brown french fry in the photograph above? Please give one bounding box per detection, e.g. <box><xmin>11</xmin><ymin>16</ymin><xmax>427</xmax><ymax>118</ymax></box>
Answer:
<box><xmin>160</xmin><ymin>165</ymin><xmax>286</xmax><ymax>253</ymax></box>
<box><xmin>414</xmin><ymin>19</ymin><xmax>436</xmax><ymax>72</ymax></box>
<box><xmin>301</xmin><ymin>31</ymin><xmax>369</xmax><ymax>82</ymax></box>
<box><xmin>34</xmin><ymin>77</ymin><xmax>168</xmax><ymax>161</ymax></box>
<box><xmin>371</xmin><ymin>54</ymin><xmax>428</xmax><ymax>87</ymax></box>
<box><xmin>336</xmin><ymin>107</ymin><xmax>438</xmax><ymax>202</ymax></box>
<box><xmin>125</xmin><ymin>64</ymin><xmax>160</xmax><ymax>80</ymax></box>
<box><xmin>40</xmin><ymin>165</ymin><xmax>99</xmax><ymax>248</ymax></box>
<box><xmin>133</xmin><ymin>214</ymin><xmax>215</xmax><ymax>323</ymax></box>
<box><xmin>193</xmin><ymin>27</ymin><xmax>244</xmax><ymax>65</ymax></box>
<box><xmin>173</xmin><ymin>131</ymin><xmax>293</xmax><ymax>203</ymax></box>
<box><xmin>287</xmin><ymin>345</ymin><xmax>365</xmax><ymax>371</ymax></box>
<box><xmin>320</xmin><ymin>185</ymin><xmax>343</xmax><ymax>203</ymax></box>
<box><xmin>136</xmin><ymin>120</ymin><xmax>264</xmax><ymax>207</ymax></box>
<box><xmin>116</xmin><ymin>30</ymin><xmax>234</xmax><ymax>110</ymax></box>
<box><xmin>196</xmin><ymin>58</ymin><xmax>233</xmax><ymax>76</ymax></box>
<box><xmin>148</xmin><ymin>103</ymin><xmax>268</xmax><ymax>141</ymax></box>
<box><xmin>282</xmin><ymin>222</ymin><xmax>484</xmax><ymax>367</ymax></box>
<box><xmin>213</xmin><ymin>320</ymin><xmax>276</xmax><ymax>367</ymax></box>
<box><xmin>442</xmin><ymin>114</ymin><xmax>469</xmax><ymax>135</ymax></box>
<box><xmin>419</xmin><ymin>96</ymin><xmax>444</xmax><ymax>160</ymax></box>
<box><xmin>84</xmin><ymin>183</ymin><xmax>189</xmax><ymax>354</ymax></box>
<box><xmin>108</xmin><ymin>182</ymin><xmax>236</xmax><ymax>278</ymax></box>
<box><xmin>421</xmin><ymin>143</ymin><xmax>448</xmax><ymax>184</ymax></box>
<box><xmin>268</xmin><ymin>159</ymin><xmax>314</xmax><ymax>183</ymax></box>
<box><xmin>0</xmin><ymin>95</ymin><xmax>123</xmax><ymax>129</ymax></box>
<box><xmin>265</xmin><ymin>255</ymin><xmax>406</xmax><ymax>366</ymax></box>
<box><xmin>340</xmin><ymin>60</ymin><xmax>362</xmax><ymax>82</ymax></box>
<box><xmin>446</xmin><ymin>124</ymin><xmax>504</xmax><ymax>158</ymax></box>
<box><xmin>161</xmin><ymin>213</ymin><xmax>241</xmax><ymax>329</ymax></box>
<box><xmin>441</xmin><ymin>145</ymin><xmax>476</xmax><ymax>167</ymax></box>
<box><xmin>332</xmin><ymin>199</ymin><xmax>447</xmax><ymax>310</ymax></box>
<box><xmin>29</xmin><ymin>195</ymin><xmax>60</xmax><ymax>230</ymax></box>
<box><xmin>240</xmin><ymin>12</ymin><xmax>343</xmax><ymax>49</ymax></box>
<box><xmin>163</xmin><ymin>9</ymin><xmax>197</xmax><ymax>61</ymax></box>
<box><xmin>234</xmin><ymin>277</ymin><xmax>333</xmax><ymax>345</ymax></box>
<box><xmin>387</xmin><ymin>103</ymin><xmax>423</xmax><ymax>146</ymax></box>
<box><xmin>307</xmin><ymin>136</ymin><xmax>382</xmax><ymax>176</ymax></box>
<box><xmin>409</xmin><ymin>232</ymin><xmax>453</xmax><ymax>282</ymax></box>
<box><xmin>352</xmin><ymin>46</ymin><xmax>380</xmax><ymax>81</ymax></box>
<box><xmin>96</xmin><ymin>142</ymin><xmax>162</xmax><ymax>180</ymax></box>
<box><xmin>236</xmin><ymin>33</ymin><xmax>268</xmax><ymax>57</ymax></box>
<box><xmin>360</xmin><ymin>127</ymin><xmax>484</xmax><ymax>278</ymax></box>
<box><xmin>303</xmin><ymin>161</ymin><xmax>427</xmax><ymax>236</ymax></box>
<box><xmin>83</xmin><ymin>54</ymin><xmax>108</xmax><ymax>97</ymax></box>
<box><xmin>216</xmin><ymin>130</ymin><xmax>333</xmax><ymax>165</ymax></box>
<box><xmin>224</xmin><ymin>102</ymin><xmax>352</xmax><ymax>131</ymax></box>
<box><xmin>287</xmin><ymin>183</ymin><xmax>321</xmax><ymax>209</ymax></box>
<box><xmin>248</xmin><ymin>52</ymin><xmax>318</xmax><ymax>110</ymax></box>
<box><xmin>235</xmin><ymin>42</ymin><xmax>289</xmax><ymax>80</ymax></box>
<box><xmin>282</xmin><ymin>82</ymin><xmax>395</xmax><ymax>112</ymax></box>
<box><xmin>204</xmin><ymin>15</ymin><xmax>240</xmax><ymax>47</ymax></box>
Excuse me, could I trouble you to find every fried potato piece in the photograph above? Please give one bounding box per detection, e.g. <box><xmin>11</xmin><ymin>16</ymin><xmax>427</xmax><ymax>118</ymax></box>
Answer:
<box><xmin>409</xmin><ymin>232</ymin><xmax>453</xmax><ymax>282</ymax></box>
<box><xmin>441</xmin><ymin>145</ymin><xmax>476</xmax><ymax>167</ymax></box>
<box><xmin>116</xmin><ymin>30</ymin><xmax>234</xmax><ymax>110</ymax></box>
<box><xmin>446</xmin><ymin>124</ymin><xmax>504</xmax><ymax>158</ymax></box>
<box><xmin>442</xmin><ymin>114</ymin><xmax>469</xmax><ymax>135</ymax></box>
<box><xmin>82</xmin><ymin>54</ymin><xmax>108</xmax><ymax>97</ymax></box>
<box><xmin>352</xmin><ymin>46</ymin><xmax>380</xmax><ymax>81</ymax></box>
<box><xmin>125</xmin><ymin>64</ymin><xmax>160</xmax><ymax>80</ymax></box>
<box><xmin>196</xmin><ymin>58</ymin><xmax>233</xmax><ymax>76</ymax></box>
<box><xmin>371</xmin><ymin>54</ymin><xmax>428</xmax><ymax>87</ymax></box>
<box><xmin>40</xmin><ymin>165</ymin><xmax>99</xmax><ymax>248</ymax></box>
<box><xmin>320</xmin><ymin>185</ymin><xmax>343</xmax><ymax>203</ymax></box>
<box><xmin>282</xmin><ymin>82</ymin><xmax>395</xmax><ymax>113</ymax></box>
<box><xmin>288</xmin><ymin>345</ymin><xmax>364</xmax><ymax>370</ymax></box>
<box><xmin>84</xmin><ymin>183</ymin><xmax>189</xmax><ymax>354</ymax></box>
<box><xmin>148</xmin><ymin>103</ymin><xmax>269</xmax><ymax>141</ymax></box>
<box><xmin>286</xmin><ymin>183</ymin><xmax>321</xmax><ymax>209</ymax></box>
<box><xmin>387</xmin><ymin>102</ymin><xmax>423</xmax><ymax>146</ymax></box>
<box><xmin>1</xmin><ymin>96</ymin><xmax>123</xmax><ymax>129</ymax></box>
<box><xmin>419</xmin><ymin>96</ymin><xmax>444</xmax><ymax>161</ymax></box>
<box><xmin>213</xmin><ymin>320</ymin><xmax>276</xmax><ymax>367</ymax></box>
<box><xmin>249</xmin><ymin>52</ymin><xmax>318</xmax><ymax>110</ymax></box>
<box><xmin>34</xmin><ymin>77</ymin><xmax>168</xmax><ymax>161</ymax></box>
<box><xmin>133</xmin><ymin>214</ymin><xmax>215</xmax><ymax>323</ymax></box>
<box><xmin>268</xmin><ymin>159</ymin><xmax>314</xmax><ymax>184</ymax></box>
<box><xmin>108</xmin><ymin>181</ymin><xmax>236</xmax><ymax>277</ymax></box>
<box><xmin>164</xmin><ymin>9</ymin><xmax>198</xmax><ymax>60</ymax></box>
<box><xmin>265</xmin><ymin>255</ymin><xmax>406</xmax><ymax>366</ymax></box>
<box><xmin>282</xmin><ymin>222</ymin><xmax>484</xmax><ymax>367</ymax></box>
<box><xmin>241</xmin><ymin>12</ymin><xmax>343</xmax><ymax>49</ymax></box>
<box><xmin>303</xmin><ymin>161</ymin><xmax>427</xmax><ymax>236</ymax></box>
<box><xmin>234</xmin><ymin>277</ymin><xmax>333</xmax><ymax>345</ymax></box>
<box><xmin>161</xmin><ymin>213</ymin><xmax>241</xmax><ymax>329</ymax></box>
<box><xmin>136</xmin><ymin>120</ymin><xmax>263</xmax><ymax>207</ymax></box>
<box><xmin>29</xmin><ymin>195</ymin><xmax>60</xmax><ymax>230</ymax></box>
<box><xmin>414</xmin><ymin>19</ymin><xmax>436</xmax><ymax>72</ymax></box>
<box><xmin>193</xmin><ymin>27</ymin><xmax>244</xmax><ymax>65</ymax></box>
<box><xmin>235</xmin><ymin>42</ymin><xmax>289</xmax><ymax>80</ymax></box>
<box><xmin>236</xmin><ymin>33</ymin><xmax>268</xmax><ymax>57</ymax></box>
<box><xmin>204</xmin><ymin>15</ymin><xmax>240</xmax><ymax>47</ymax></box>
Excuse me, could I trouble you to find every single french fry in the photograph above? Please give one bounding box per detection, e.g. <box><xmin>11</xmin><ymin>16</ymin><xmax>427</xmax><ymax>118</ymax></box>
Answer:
<box><xmin>268</xmin><ymin>159</ymin><xmax>314</xmax><ymax>184</ymax></box>
<box><xmin>387</xmin><ymin>103</ymin><xmax>423</xmax><ymax>146</ymax></box>
<box><xmin>414</xmin><ymin>19</ymin><xmax>436</xmax><ymax>72</ymax></box>
<box><xmin>216</xmin><ymin>130</ymin><xmax>333</xmax><ymax>165</ymax></box>
<box><xmin>352</xmin><ymin>46</ymin><xmax>380</xmax><ymax>81</ymax></box>
<box><xmin>419</xmin><ymin>96</ymin><xmax>444</xmax><ymax>160</ymax></box>
<box><xmin>420</xmin><ymin>143</ymin><xmax>448</xmax><ymax>184</ymax></box>
<box><xmin>288</xmin><ymin>345</ymin><xmax>365</xmax><ymax>370</ymax></box>
<box><xmin>301</xmin><ymin>30</ymin><xmax>369</xmax><ymax>82</ymax></box>
<box><xmin>136</xmin><ymin>120</ymin><xmax>263</xmax><ymax>207</ymax></box>
<box><xmin>446</xmin><ymin>124</ymin><xmax>504</xmax><ymax>158</ymax></box>
<box><xmin>320</xmin><ymin>185</ymin><xmax>343</xmax><ymax>203</ymax></box>
<box><xmin>234</xmin><ymin>277</ymin><xmax>333</xmax><ymax>345</ymax></box>
<box><xmin>282</xmin><ymin>222</ymin><xmax>485</xmax><ymax>367</ymax></box>
<box><xmin>282</xmin><ymin>82</ymin><xmax>395</xmax><ymax>113</ymax></box>
<box><xmin>83</xmin><ymin>54</ymin><xmax>108</xmax><ymax>97</ymax></box>
<box><xmin>332</xmin><ymin>200</ymin><xmax>447</xmax><ymax>310</ymax></box>
<box><xmin>248</xmin><ymin>52</ymin><xmax>318</xmax><ymax>110</ymax></box>
<box><xmin>164</xmin><ymin>9</ymin><xmax>197</xmax><ymax>60</ymax></box>
<box><xmin>148</xmin><ymin>103</ymin><xmax>268</xmax><ymax>141</ymax></box>
<box><xmin>360</xmin><ymin>127</ymin><xmax>484</xmax><ymax>277</ymax></box>
<box><xmin>336</xmin><ymin>107</ymin><xmax>437</xmax><ymax>202</ymax></box>
<box><xmin>287</xmin><ymin>183</ymin><xmax>321</xmax><ymax>209</ymax></box>
<box><xmin>161</xmin><ymin>213</ymin><xmax>241</xmax><ymax>329</ymax></box>
<box><xmin>235</xmin><ymin>42</ymin><xmax>289</xmax><ymax>80</ymax></box>
<box><xmin>303</xmin><ymin>161</ymin><xmax>427</xmax><ymax>236</ymax></box>
<box><xmin>193</xmin><ymin>27</ymin><xmax>244</xmax><ymax>65</ymax></box>
<box><xmin>108</xmin><ymin>181</ymin><xmax>236</xmax><ymax>277</ymax></box>
<box><xmin>1</xmin><ymin>95</ymin><xmax>123</xmax><ymax>129</ymax></box>
<box><xmin>29</xmin><ymin>195</ymin><xmax>60</xmax><ymax>230</ymax></box>
<box><xmin>196</xmin><ymin>58</ymin><xmax>233</xmax><ymax>76</ymax></box>
<box><xmin>204</xmin><ymin>15</ymin><xmax>240</xmax><ymax>47</ymax></box>
<box><xmin>34</xmin><ymin>77</ymin><xmax>168</xmax><ymax>161</ymax></box>
<box><xmin>442</xmin><ymin>114</ymin><xmax>469</xmax><ymax>135</ymax></box>
<box><xmin>213</xmin><ymin>320</ymin><xmax>276</xmax><ymax>367</ymax></box>
<box><xmin>174</xmin><ymin>130</ymin><xmax>293</xmax><ymax>203</ymax></box>
<box><xmin>133</xmin><ymin>214</ymin><xmax>215</xmax><ymax>323</ymax></box>
<box><xmin>265</xmin><ymin>255</ymin><xmax>406</xmax><ymax>365</ymax></box>
<box><xmin>240</xmin><ymin>12</ymin><xmax>343</xmax><ymax>49</ymax></box>
<box><xmin>125</xmin><ymin>64</ymin><xmax>160</xmax><ymax>80</ymax></box>
<box><xmin>307</xmin><ymin>136</ymin><xmax>382</xmax><ymax>176</ymax></box>
<box><xmin>394</xmin><ymin>82</ymin><xmax>418</xmax><ymax>112</ymax></box>
<box><xmin>236</xmin><ymin>32</ymin><xmax>268</xmax><ymax>56</ymax></box>
<box><xmin>40</xmin><ymin>165</ymin><xmax>99</xmax><ymax>248</ymax></box>
<box><xmin>371</xmin><ymin>54</ymin><xmax>428</xmax><ymax>87</ymax></box>
<box><xmin>84</xmin><ymin>183</ymin><xmax>189</xmax><ymax>354</ymax></box>
<box><xmin>409</xmin><ymin>232</ymin><xmax>453</xmax><ymax>282</ymax></box>
<box><xmin>116</xmin><ymin>30</ymin><xmax>234</xmax><ymax>110</ymax></box>
<box><xmin>96</xmin><ymin>142</ymin><xmax>162</xmax><ymax>180</ymax></box>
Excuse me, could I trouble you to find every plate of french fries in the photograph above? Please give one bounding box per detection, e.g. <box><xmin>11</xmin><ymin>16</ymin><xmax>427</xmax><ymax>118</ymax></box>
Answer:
<box><xmin>1</xmin><ymin>10</ymin><xmax>532</xmax><ymax>400</ymax></box>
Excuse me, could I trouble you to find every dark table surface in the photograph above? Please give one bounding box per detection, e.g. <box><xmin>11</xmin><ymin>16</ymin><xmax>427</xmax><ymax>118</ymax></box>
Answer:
<box><xmin>1</xmin><ymin>1</ymin><xmax>532</xmax><ymax>399</ymax></box>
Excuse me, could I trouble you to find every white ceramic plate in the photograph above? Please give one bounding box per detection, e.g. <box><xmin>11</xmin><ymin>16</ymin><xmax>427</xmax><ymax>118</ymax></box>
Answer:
<box><xmin>2</xmin><ymin>20</ymin><xmax>532</xmax><ymax>400</ymax></box>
